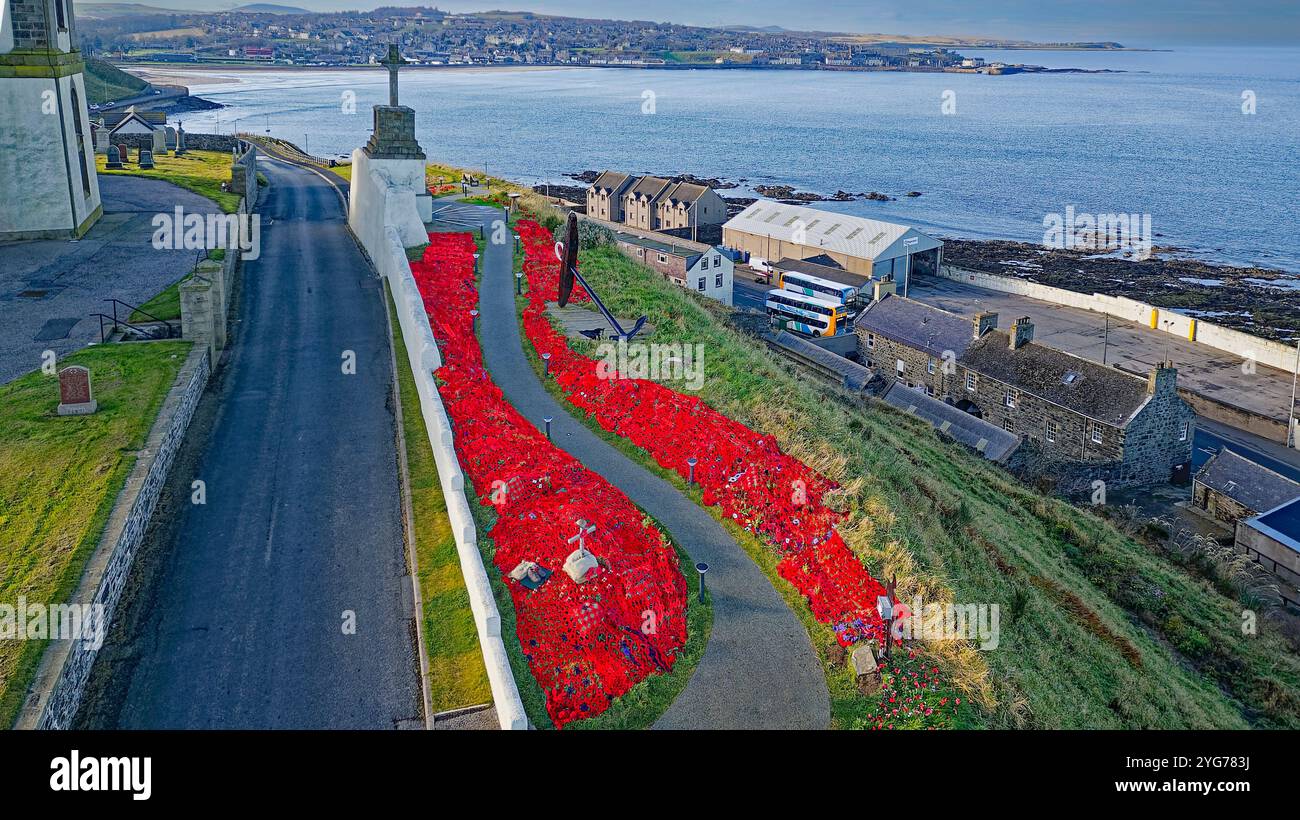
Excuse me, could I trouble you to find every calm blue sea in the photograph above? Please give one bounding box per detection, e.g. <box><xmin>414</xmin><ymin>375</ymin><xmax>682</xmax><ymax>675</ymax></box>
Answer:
<box><xmin>161</xmin><ymin>46</ymin><xmax>1300</xmax><ymax>271</ymax></box>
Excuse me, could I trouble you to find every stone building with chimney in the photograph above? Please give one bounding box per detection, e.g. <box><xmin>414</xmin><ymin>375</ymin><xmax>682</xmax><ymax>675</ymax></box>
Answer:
<box><xmin>855</xmin><ymin>293</ymin><xmax>1195</xmax><ymax>486</ymax></box>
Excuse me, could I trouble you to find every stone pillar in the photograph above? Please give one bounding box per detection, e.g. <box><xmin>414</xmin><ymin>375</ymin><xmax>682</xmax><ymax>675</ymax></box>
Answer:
<box><xmin>180</xmin><ymin>277</ymin><xmax>216</xmax><ymax>363</ymax></box>
<box><xmin>194</xmin><ymin>258</ymin><xmax>227</xmax><ymax>352</ymax></box>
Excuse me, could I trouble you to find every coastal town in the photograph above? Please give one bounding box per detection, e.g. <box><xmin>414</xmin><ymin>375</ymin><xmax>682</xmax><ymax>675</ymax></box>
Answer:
<box><xmin>77</xmin><ymin>4</ymin><xmax>1118</xmax><ymax>73</ymax></box>
<box><xmin>0</xmin><ymin>0</ymin><xmax>1295</xmax><ymax>794</ymax></box>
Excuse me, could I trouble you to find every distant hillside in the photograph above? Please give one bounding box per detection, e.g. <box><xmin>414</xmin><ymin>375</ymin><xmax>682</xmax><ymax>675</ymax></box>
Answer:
<box><xmin>232</xmin><ymin>3</ymin><xmax>309</xmax><ymax>13</ymax></box>
<box><xmin>75</xmin><ymin>2</ymin><xmax>189</xmax><ymax>19</ymax></box>
<box><xmin>83</xmin><ymin>56</ymin><xmax>151</xmax><ymax>105</ymax></box>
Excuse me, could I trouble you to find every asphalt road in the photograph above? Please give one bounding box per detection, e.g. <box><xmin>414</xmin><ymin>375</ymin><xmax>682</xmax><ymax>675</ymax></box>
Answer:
<box><xmin>442</xmin><ymin>201</ymin><xmax>829</xmax><ymax>729</ymax></box>
<box><xmin>77</xmin><ymin>157</ymin><xmax>422</xmax><ymax>729</ymax></box>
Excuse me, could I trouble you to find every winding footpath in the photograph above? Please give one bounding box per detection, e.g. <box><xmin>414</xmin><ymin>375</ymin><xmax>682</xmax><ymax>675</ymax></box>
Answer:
<box><xmin>435</xmin><ymin>200</ymin><xmax>830</xmax><ymax>729</ymax></box>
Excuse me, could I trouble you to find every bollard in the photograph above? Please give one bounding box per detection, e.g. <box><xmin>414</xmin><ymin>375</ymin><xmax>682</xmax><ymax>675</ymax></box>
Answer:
<box><xmin>695</xmin><ymin>562</ymin><xmax>709</xmax><ymax>604</ymax></box>
<box><xmin>544</xmin><ymin>417</ymin><xmax>553</xmax><ymax>440</ymax></box>
<box><xmin>687</xmin><ymin>457</ymin><xmax>698</xmax><ymax>485</ymax></box>
<box><xmin>542</xmin><ymin>352</ymin><xmax>552</xmax><ymax>376</ymax></box>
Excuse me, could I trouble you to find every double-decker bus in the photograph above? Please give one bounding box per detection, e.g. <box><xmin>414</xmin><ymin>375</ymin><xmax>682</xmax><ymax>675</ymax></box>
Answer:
<box><xmin>777</xmin><ymin>270</ymin><xmax>859</xmax><ymax>306</ymax></box>
<box><xmin>765</xmin><ymin>289</ymin><xmax>848</xmax><ymax>337</ymax></box>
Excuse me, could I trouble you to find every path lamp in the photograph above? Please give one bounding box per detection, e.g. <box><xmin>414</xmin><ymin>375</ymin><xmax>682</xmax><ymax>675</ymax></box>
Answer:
<box><xmin>687</xmin><ymin>457</ymin><xmax>698</xmax><ymax>485</ymax></box>
<box><xmin>542</xmin><ymin>352</ymin><xmax>552</xmax><ymax>376</ymax></box>
<box><xmin>695</xmin><ymin>562</ymin><xmax>710</xmax><ymax>604</ymax></box>
<box><xmin>470</xmin><ymin>309</ymin><xmax>479</xmax><ymax>333</ymax></box>
<box><xmin>513</xmin><ymin>233</ymin><xmax>521</xmax><ymax>254</ymax></box>
<box><xmin>473</xmin><ymin>253</ymin><xmax>480</xmax><ymax>276</ymax></box>
<box><xmin>508</xmin><ymin>192</ymin><xmax>520</xmax><ymax>214</ymax></box>
<box><xmin>876</xmin><ymin>595</ymin><xmax>894</xmax><ymax>662</ymax></box>
<box><xmin>516</xmin><ymin>271</ymin><xmax>523</xmax><ymax>295</ymax></box>
<box><xmin>544</xmin><ymin>416</ymin><xmax>553</xmax><ymax>440</ymax></box>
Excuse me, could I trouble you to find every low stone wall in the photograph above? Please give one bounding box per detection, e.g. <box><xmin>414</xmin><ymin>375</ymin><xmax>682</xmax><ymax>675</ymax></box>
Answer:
<box><xmin>938</xmin><ymin>265</ymin><xmax>1300</xmax><ymax>376</ymax></box>
<box><xmin>350</xmin><ymin>159</ymin><xmax>528</xmax><ymax>730</ymax></box>
<box><xmin>18</xmin><ymin>344</ymin><xmax>211</xmax><ymax>729</ymax></box>
<box><xmin>179</xmin><ymin>132</ymin><xmax>240</xmax><ymax>153</ymax></box>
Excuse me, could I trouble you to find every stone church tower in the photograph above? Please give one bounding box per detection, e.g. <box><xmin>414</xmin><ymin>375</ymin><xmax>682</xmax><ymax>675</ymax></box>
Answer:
<box><xmin>0</xmin><ymin>0</ymin><xmax>102</xmax><ymax>240</ymax></box>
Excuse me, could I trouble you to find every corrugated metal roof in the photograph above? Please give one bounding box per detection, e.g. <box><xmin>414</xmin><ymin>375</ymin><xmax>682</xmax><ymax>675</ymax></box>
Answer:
<box><xmin>723</xmin><ymin>200</ymin><xmax>942</xmax><ymax>261</ymax></box>
<box><xmin>880</xmin><ymin>382</ymin><xmax>1020</xmax><ymax>462</ymax></box>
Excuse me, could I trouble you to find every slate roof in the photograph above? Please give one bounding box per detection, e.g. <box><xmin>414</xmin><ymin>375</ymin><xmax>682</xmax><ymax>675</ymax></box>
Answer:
<box><xmin>590</xmin><ymin>170</ymin><xmax>632</xmax><ymax>193</ymax></box>
<box><xmin>959</xmin><ymin>331</ymin><xmax>1151</xmax><ymax>427</ymax></box>
<box><xmin>661</xmin><ymin>181</ymin><xmax>710</xmax><ymax>205</ymax></box>
<box><xmin>626</xmin><ymin>176</ymin><xmax>671</xmax><ymax>200</ymax></box>
<box><xmin>1196</xmin><ymin>449</ymin><xmax>1300</xmax><ymax>514</ymax></box>
<box><xmin>853</xmin><ymin>294</ymin><xmax>975</xmax><ymax>359</ymax></box>
<box><xmin>770</xmin><ymin>330</ymin><xmax>875</xmax><ymax>391</ymax></box>
<box><xmin>880</xmin><ymin>382</ymin><xmax>1020</xmax><ymax>462</ymax></box>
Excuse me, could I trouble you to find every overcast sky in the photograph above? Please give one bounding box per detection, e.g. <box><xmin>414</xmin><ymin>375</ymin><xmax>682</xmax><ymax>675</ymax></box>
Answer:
<box><xmin>104</xmin><ymin>1</ymin><xmax>1300</xmax><ymax>47</ymax></box>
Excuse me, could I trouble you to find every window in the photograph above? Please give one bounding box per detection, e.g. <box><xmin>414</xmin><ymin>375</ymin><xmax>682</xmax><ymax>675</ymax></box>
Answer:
<box><xmin>1002</xmin><ymin>419</ymin><xmax>1014</xmax><ymax>432</ymax></box>
<box><xmin>1004</xmin><ymin>390</ymin><xmax>1016</xmax><ymax>409</ymax></box>
<box><xmin>965</xmin><ymin>373</ymin><xmax>976</xmax><ymax>392</ymax></box>
<box><xmin>713</xmin><ymin>256</ymin><xmax>721</xmax><ymax>268</ymax></box>
<box><xmin>657</xmin><ymin>254</ymin><xmax>667</xmax><ymax>263</ymax></box>
<box><xmin>896</xmin><ymin>359</ymin><xmax>906</xmax><ymax>377</ymax></box>
<box><xmin>715</xmin><ymin>272</ymin><xmax>722</xmax><ymax>288</ymax></box>
<box><xmin>697</xmin><ymin>278</ymin><xmax>705</xmax><ymax>291</ymax></box>
<box><xmin>866</xmin><ymin>333</ymin><xmax>875</xmax><ymax>350</ymax></box>
<box><xmin>927</xmin><ymin>357</ymin><xmax>936</xmax><ymax>375</ymax></box>
<box><xmin>1178</xmin><ymin>421</ymin><xmax>1189</xmax><ymax>442</ymax></box>
<box><xmin>56</xmin><ymin>0</ymin><xmax>68</xmax><ymax>30</ymax></box>
<box><xmin>1091</xmin><ymin>423</ymin><xmax>1103</xmax><ymax>445</ymax></box>
<box><xmin>1046</xmin><ymin>419</ymin><xmax>1059</xmax><ymax>442</ymax></box>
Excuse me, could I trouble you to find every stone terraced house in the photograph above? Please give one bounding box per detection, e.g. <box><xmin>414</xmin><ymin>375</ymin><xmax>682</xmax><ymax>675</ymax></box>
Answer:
<box><xmin>855</xmin><ymin>294</ymin><xmax>1195</xmax><ymax>486</ymax></box>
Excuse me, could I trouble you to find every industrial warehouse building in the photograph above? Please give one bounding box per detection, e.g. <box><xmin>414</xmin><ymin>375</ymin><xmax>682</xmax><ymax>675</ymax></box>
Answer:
<box><xmin>722</xmin><ymin>201</ymin><xmax>943</xmax><ymax>294</ymax></box>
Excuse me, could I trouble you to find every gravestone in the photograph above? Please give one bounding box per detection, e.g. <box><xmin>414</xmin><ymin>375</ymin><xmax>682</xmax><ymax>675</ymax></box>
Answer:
<box><xmin>94</xmin><ymin>128</ymin><xmax>110</xmax><ymax>154</ymax></box>
<box><xmin>139</xmin><ymin>150</ymin><xmax>155</xmax><ymax>169</ymax></box>
<box><xmin>164</xmin><ymin>126</ymin><xmax>178</xmax><ymax>150</ymax></box>
<box><xmin>175</xmin><ymin>125</ymin><xmax>186</xmax><ymax>155</ymax></box>
<box><xmin>117</xmin><ymin>144</ymin><xmax>130</xmax><ymax>164</ymax></box>
<box><xmin>151</xmin><ymin>129</ymin><xmax>167</xmax><ymax>155</ymax></box>
<box><xmin>56</xmin><ymin>366</ymin><xmax>97</xmax><ymax>415</ymax></box>
<box><xmin>105</xmin><ymin>146</ymin><xmax>123</xmax><ymax>170</ymax></box>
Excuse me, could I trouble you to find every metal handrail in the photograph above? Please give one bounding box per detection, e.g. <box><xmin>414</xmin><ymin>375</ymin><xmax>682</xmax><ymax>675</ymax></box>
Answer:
<box><xmin>91</xmin><ymin>312</ymin><xmax>172</xmax><ymax>343</ymax></box>
<box><xmin>103</xmin><ymin>298</ymin><xmax>177</xmax><ymax>337</ymax></box>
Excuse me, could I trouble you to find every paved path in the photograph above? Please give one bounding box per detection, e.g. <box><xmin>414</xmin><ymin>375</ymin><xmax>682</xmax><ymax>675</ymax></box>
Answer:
<box><xmin>78</xmin><ymin>157</ymin><xmax>421</xmax><ymax>729</ymax></box>
<box><xmin>437</xmin><ymin>200</ymin><xmax>829</xmax><ymax>729</ymax></box>
<box><xmin>0</xmin><ymin>176</ymin><xmax>218</xmax><ymax>385</ymax></box>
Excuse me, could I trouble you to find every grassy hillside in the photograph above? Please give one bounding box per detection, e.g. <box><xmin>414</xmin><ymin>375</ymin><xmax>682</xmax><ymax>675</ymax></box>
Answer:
<box><xmin>0</xmin><ymin>341</ymin><xmax>191</xmax><ymax>727</ymax></box>
<box><xmin>83</xmin><ymin>57</ymin><xmax>150</xmax><ymax>105</ymax></box>
<box><xmin>543</xmin><ymin>243</ymin><xmax>1300</xmax><ymax>729</ymax></box>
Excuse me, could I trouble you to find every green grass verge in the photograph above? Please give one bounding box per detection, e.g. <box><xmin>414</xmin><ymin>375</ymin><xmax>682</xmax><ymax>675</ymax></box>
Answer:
<box><xmin>0</xmin><ymin>340</ymin><xmax>192</xmax><ymax>728</ymax></box>
<box><xmin>96</xmin><ymin>150</ymin><xmax>241</xmax><ymax>213</ymax></box>
<box><xmin>518</xmin><ymin>242</ymin><xmax>1299</xmax><ymax>729</ymax></box>
<box><xmin>385</xmin><ymin>285</ymin><xmax>492</xmax><ymax>713</ymax></box>
<box><xmin>83</xmin><ymin>58</ymin><xmax>149</xmax><ymax>105</ymax></box>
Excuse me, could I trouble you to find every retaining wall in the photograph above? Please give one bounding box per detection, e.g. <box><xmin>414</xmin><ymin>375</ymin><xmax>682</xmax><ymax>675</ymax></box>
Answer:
<box><xmin>350</xmin><ymin>157</ymin><xmax>528</xmax><ymax>730</ymax></box>
<box><xmin>19</xmin><ymin>345</ymin><xmax>211</xmax><ymax>729</ymax></box>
